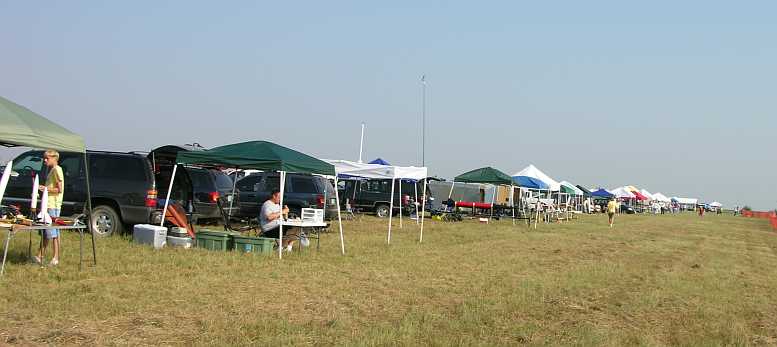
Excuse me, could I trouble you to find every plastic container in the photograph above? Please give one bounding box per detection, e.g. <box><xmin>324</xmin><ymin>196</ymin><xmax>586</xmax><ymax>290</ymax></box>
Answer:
<box><xmin>166</xmin><ymin>235</ymin><xmax>193</xmax><ymax>249</ymax></box>
<box><xmin>168</xmin><ymin>226</ymin><xmax>189</xmax><ymax>238</ymax></box>
<box><xmin>133</xmin><ymin>224</ymin><xmax>167</xmax><ymax>249</ymax></box>
<box><xmin>195</xmin><ymin>230</ymin><xmax>236</xmax><ymax>251</ymax></box>
<box><xmin>232</xmin><ymin>235</ymin><xmax>274</xmax><ymax>254</ymax></box>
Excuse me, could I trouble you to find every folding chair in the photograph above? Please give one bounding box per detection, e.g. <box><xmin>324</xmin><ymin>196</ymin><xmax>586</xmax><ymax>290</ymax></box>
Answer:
<box><xmin>216</xmin><ymin>200</ymin><xmax>257</xmax><ymax>234</ymax></box>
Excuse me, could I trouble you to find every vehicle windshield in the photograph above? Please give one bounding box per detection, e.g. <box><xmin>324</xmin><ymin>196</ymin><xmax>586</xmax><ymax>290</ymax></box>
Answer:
<box><xmin>12</xmin><ymin>152</ymin><xmax>44</xmax><ymax>173</ymax></box>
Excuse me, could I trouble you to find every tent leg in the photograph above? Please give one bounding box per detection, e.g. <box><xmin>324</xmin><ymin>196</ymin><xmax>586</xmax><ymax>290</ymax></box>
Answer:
<box><xmin>160</xmin><ymin>164</ymin><xmax>178</xmax><ymax>227</ymax></box>
<box><xmin>83</xmin><ymin>153</ymin><xmax>97</xmax><ymax>266</ymax></box>
<box><xmin>419</xmin><ymin>179</ymin><xmax>427</xmax><ymax>243</ymax></box>
<box><xmin>414</xmin><ymin>183</ymin><xmax>419</xmax><ymax>225</ymax></box>
<box><xmin>228</xmin><ymin>169</ymin><xmax>238</xmax><ymax>219</ymax></box>
<box><xmin>334</xmin><ymin>176</ymin><xmax>345</xmax><ymax>255</ymax></box>
<box><xmin>278</xmin><ymin>171</ymin><xmax>286</xmax><ymax>259</ymax></box>
<box><xmin>387</xmin><ymin>178</ymin><xmax>395</xmax><ymax>244</ymax></box>
<box><xmin>399</xmin><ymin>180</ymin><xmax>402</xmax><ymax>229</ymax></box>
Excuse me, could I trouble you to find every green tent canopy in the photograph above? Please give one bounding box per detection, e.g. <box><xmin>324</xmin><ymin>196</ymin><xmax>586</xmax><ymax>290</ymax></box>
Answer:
<box><xmin>454</xmin><ymin>167</ymin><xmax>513</xmax><ymax>185</ymax></box>
<box><xmin>560</xmin><ymin>184</ymin><xmax>576</xmax><ymax>195</ymax></box>
<box><xmin>0</xmin><ymin>96</ymin><xmax>85</xmax><ymax>153</ymax></box>
<box><xmin>176</xmin><ymin>140</ymin><xmax>335</xmax><ymax>176</ymax></box>
<box><xmin>575</xmin><ymin>185</ymin><xmax>592</xmax><ymax>196</ymax></box>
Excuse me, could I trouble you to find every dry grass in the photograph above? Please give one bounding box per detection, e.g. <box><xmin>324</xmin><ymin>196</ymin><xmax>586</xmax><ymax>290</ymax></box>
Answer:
<box><xmin>2</xmin><ymin>213</ymin><xmax>777</xmax><ymax>346</ymax></box>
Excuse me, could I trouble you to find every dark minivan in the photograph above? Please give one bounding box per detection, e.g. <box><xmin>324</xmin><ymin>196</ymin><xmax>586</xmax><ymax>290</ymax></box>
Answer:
<box><xmin>2</xmin><ymin>150</ymin><xmax>158</xmax><ymax>236</ymax></box>
<box><xmin>235</xmin><ymin>172</ymin><xmax>338</xmax><ymax>219</ymax></box>
<box><xmin>185</xmin><ymin>167</ymin><xmax>239</xmax><ymax>222</ymax></box>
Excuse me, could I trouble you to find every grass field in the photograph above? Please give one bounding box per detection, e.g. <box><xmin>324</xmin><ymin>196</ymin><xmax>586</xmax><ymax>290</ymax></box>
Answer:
<box><xmin>2</xmin><ymin>213</ymin><xmax>777</xmax><ymax>346</ymax></box>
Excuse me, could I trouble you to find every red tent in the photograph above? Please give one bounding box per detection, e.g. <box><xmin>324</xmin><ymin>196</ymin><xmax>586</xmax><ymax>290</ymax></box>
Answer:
<box><xmin>631</xmin><ymin>191</ymin><xmax>648</xmax><ymax>201</ymax></box>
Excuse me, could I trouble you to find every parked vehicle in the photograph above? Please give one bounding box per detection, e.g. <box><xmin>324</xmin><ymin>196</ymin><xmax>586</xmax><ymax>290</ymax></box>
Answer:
<box><xmin>235</xmin><ymin>172</ymin><xmax>337</xmax><ymax>219</ymax></box>
<box><xmin>2</xmin><ymin>150</ymin><xmax>159</xmax><ymax>237</ymax></box>
<box><xmin>338</xmin><ymin>179</ymin><xmax>428</xmax><ymax>217</ymax></box>
<box><xmin>185</xmin><ymin>167</ymin><xmax>239</xmax><ymax>222</ymax></box>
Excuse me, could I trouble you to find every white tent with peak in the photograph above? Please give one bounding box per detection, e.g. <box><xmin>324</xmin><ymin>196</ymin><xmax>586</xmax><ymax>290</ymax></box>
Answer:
<box><xmin>652</xmin><ymin>192</ymin><xmax>671</xmax><ymax>202</ymax></box>
<box><xmin>325</xmin><ymin>159</ymin><xmax>428</xmax><ymax>244</ymax></box>
<box><xmin>511</xmin><ymin>164</ymin><xmax>561</xmax><ymax>191</ymax></box>
<box><xmin>610</xmin><ymin>186</ymin><xmax>636</xmax><ymax>199</ymax></box>
<box><xmin>640</xmin><ymin>189</ymin><xmax>655</xmax><ymax>201</ymax></box>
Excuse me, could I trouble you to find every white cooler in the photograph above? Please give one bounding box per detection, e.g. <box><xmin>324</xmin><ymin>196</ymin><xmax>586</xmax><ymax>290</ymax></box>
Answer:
<box><xmin>133</xmin><ymin>224</ymin><xmax>167</xmax><ymax>249</ymax></box>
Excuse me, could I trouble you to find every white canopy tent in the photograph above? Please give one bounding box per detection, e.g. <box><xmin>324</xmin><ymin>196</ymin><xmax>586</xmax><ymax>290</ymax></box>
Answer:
<box><xmin>652</xmin><ymin>192</ymin><xmax>671</xmax><ymax>202</ymax></box>
<box><xmin>610</xmin><ymin>187</ymin><xmax>636</xmax><ymax>199</ymax></box>
<box><xmin>672</xmin><ymin>197</ymin><xmax>698</xmax><ymax>205</ymax></box>
<box><xmin>709</xmin><ymin>202</ymin><xmax>722</xmax><ymax>208</ymax></box>
<box><xmin>325</xmin><ymin>159</ymin><xmax>428</xmax><ymax>244</ymax></box>
<box><xmin>512</xmin><ymin>164</ymin><xmax>561</xmax><ymax>191</ymax></box>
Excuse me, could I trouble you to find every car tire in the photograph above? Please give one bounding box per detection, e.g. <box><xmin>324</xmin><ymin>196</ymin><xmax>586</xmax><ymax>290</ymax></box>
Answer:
<box><xmin>91</xmin><ymin>205</ymin><xmax>123</xmax><ymax>237</ymax></box>
<box><xmin>375</xmin><ymin>204</ymin><xmax>390</xmax><ymax>218</ymax></box>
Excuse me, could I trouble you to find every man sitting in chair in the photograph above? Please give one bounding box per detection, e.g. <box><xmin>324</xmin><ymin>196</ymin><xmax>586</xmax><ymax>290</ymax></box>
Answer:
<box><xmin>260</xmin><ymin>189</ymin><xmax>299</xmax><ymax>252</ymax></box>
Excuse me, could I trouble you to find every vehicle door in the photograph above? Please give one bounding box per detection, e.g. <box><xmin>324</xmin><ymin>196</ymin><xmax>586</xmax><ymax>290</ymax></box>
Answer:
<box><xmin>3</xmin><ymin>151</ymin><xmax>45</xmax><ymax>211</ymax></box>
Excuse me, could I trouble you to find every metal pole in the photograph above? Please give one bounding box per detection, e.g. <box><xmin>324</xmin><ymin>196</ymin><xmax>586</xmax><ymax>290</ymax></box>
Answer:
<box><xmin>421</xmin><ymin>75</ymin><xmax>426</xmax><ymax>167</ymax></box>
<box><xmin>419</xmin><ymin>178</ymin><xmax>427</xmax><ymax>243</ymax></box>
<box><xmin>228</xmin><ymin>169</ymin><xmax>238</xmax><ymax>219</ymax></box>
<box><xmin>278</xmin><ymin>171</ymin><xmax>286</xmax><ymax>259</ymax></box>
<box><xmin>387</xmin><ymin>178</ymin><xmax>395</xmax><ymax>244</ymax></box>
<box><xmin>358</xmin><ymin>123</ymin><xmax>365</xmax><ymax>163</ymax></box>
<box><xmin>84</xmin><ymin>153</ymin><xmax>97</xmax><ymax>266</ymax></box>
<box><xmin>334</xmin><ymin>175</ymin><xmax>345</xmax><ymax>255</ymax></box>
<box><xmin>160</xmin><ymin>164</ymin><xmax>178</xmax><ymax>227</ymax></box>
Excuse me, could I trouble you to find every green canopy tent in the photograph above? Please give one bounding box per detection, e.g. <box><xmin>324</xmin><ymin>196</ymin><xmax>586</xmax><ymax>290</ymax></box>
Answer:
<box><xmin>449</xmin><ymin>167</ymin><xmax>515</xmax><ymax>222</ymax></box>
<box><xmin>0</xmin><ymin>95</ymin><xmax>96</xmax><ymax>272</ymax></box>
<box><xmin>164</xmin><ymin>141</ymin><xmax>343</xmax><ymax>258</ymax></box>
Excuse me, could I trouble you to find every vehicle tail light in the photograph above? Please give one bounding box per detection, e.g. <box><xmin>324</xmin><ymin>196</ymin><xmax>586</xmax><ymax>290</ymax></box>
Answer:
<box><xmin>145</xmin><ymin>189</ymin><xmax>157</xmax><ymax>208</ymax></box>
<box><xmin>209</xmin><ymin>191</ymin><xmax>220</xmax><ymax>203</ymax></box>
<box><xmin>316</xmin><ymin>194</ymin><xmax>325</xmax><ymax>208</ymax></box>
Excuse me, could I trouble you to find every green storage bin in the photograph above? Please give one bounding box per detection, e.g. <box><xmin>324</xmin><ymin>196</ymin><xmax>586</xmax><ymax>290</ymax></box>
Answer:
<box><xmin>232</xmin><ymin>235</ymin><xmax>275</xmax><ymax>254</ymax></box>
<box><xmin>196</xmin><ymin>230</ymin><xmax>235</xmax><ymax>251</ymax></box>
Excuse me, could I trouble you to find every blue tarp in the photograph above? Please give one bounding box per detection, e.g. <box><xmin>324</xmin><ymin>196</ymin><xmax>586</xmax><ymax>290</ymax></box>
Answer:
<box><xmin>369</xmin><ymin>158</ymin><xmax>390</xmax><ymax>165</ymax></box>
<box><xmin>591</xmin><ymin>188</ymin><xmax>614</xmax><ymax>198</ymax></box>
<box><xmin>512</xmin><ymin>176</ymin><xmax>549</xmax><ymax>190</ymax></box>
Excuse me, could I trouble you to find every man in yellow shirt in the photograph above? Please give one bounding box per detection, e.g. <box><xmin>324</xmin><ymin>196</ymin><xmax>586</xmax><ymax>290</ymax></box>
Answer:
<box><xmin>607</xmin><ymin>197</ymin><xmax>618</xmax><ymax>228</ymax></box>
<box><xmin>34</xmin><ymin>150</ymin><xmax>64</xmax><ymax>266</ymax></box>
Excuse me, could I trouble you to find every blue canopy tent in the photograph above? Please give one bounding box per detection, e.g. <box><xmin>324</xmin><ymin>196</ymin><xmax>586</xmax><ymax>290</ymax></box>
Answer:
<box><xmin>591</xmin><ymin>188</ymin><xmax>614</xmax><ymax>198</ymax></box>
<box><xmin>369</xmin><ymin>158</ymin><xmax>390</xmax><ymax>166</ymax></box>
<box><xmin>512</xmin><ymin>176</ymin><xmax>549</xmax><ymax>190</ymax></box>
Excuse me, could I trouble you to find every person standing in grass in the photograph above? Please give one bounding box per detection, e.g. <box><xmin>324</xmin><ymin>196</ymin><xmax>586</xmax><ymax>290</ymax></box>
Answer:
<box><xmin>34</xmin><ymin>150</ymin><xmax>64</xmax><ymax>266</ymax></box>
<box><xmin>607</xmin><ymin>197</ymin><xmax>618</xmax><ymax>228</ymax></box>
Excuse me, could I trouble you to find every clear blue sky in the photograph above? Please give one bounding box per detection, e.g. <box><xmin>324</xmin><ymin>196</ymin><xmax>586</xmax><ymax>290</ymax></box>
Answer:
<box><xmin>1</xmin><ymin>1</ymin><xmax>775</xmax><ymax>209</ymax></box>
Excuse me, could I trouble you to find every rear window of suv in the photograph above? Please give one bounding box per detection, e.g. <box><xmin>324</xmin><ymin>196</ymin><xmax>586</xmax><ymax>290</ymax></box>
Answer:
<box><xmin>290</xmin><ymin>176</ymin><xmax>318</xmax><ymax>194</ymax></box>
<box><xmin>213</xmin><ymin>171</ymin><xmax>234</xmax><ymax>190</ymax></box>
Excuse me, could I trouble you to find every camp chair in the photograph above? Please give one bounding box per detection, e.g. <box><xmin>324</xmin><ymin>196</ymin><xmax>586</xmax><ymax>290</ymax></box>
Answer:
<box><xmin>216</xmin><ymin>199</ymin><xmax>257</xmax><ymax>234</ymax></box>
<box><xmin>343</xmin><ymin>200</ymin><xmax>360</xmax><ymax>221</ymax></box>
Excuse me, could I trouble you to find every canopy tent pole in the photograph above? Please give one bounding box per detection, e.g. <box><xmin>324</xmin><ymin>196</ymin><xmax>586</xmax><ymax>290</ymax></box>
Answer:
<box><xmin>419</xmin><ymin>178</ymin><xmax>427</xmax><ymax>243</ymax></box>
<box><xmin>414</xmin><ymin>182</ymin><xmax>419</xmax><ymax>225</ymax></box>
<box><xmin>160</xmin><ymin>164</ymin><xmax>179</xmax><ymax>227</ymax></box>
<box><xmin>387</xmin><ymin>178</ymin><xmax>395</xmax><ymax>244</ymax></box>
<box><xmin>278</xmin><ymin>171</ymin><xmax>286</xmax><ymax>259</ymax></box>
<box><xmin>83</xmin><ymin>153</ymin><xmax>97</xmax><ymax>268</ymax></box>
<box><xmin>227</xmin><ymin>169</ymin><xmax>238</xmax><ymax>218</ymax></box>
<box><xmin>398</xmin><ymin>179</ymin><xmax>402</xmax><ymax>229</ymax></box>
<box><xmin>447</xmin><ymin>181</ymin><xmax>455</xmax><ymax>199</ymax></box>
<box><xmin>489</xmin><ymin>184</ymin><xmax>496</xmax><ymax>221</ymax></box>
<box><xmin>333</xmin><ymin>175</ymin><xmax>345</xmax><ymax>255</ymax></box>
<box><xmin>511</xmin><ymin>185</ymin><xmax>515</xmax><ymax>226</ymax></box>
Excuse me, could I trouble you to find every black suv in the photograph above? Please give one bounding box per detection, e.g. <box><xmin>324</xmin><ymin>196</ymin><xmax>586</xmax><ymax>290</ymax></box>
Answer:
<box><xmin>339</xmin><ymin>179</ymin><xmax>425</xmax><ymax>217</ymax></box>
<box><xmin>235</xmin><ymin>172</ymin><xmax>337</xmax><ymax>219</ymax></box>
<box><xmin>2</xmin><ymin>150</ymin><xmax>158</xmax><ymax>236</ymax></box>
<box><xmin>185</xmin><ymin>167</ymin><xmax>239</xmax><ymax>223</ymax></box>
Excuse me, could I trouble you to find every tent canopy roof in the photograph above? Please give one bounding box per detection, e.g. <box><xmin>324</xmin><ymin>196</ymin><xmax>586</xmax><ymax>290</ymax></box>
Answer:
<box><xmin>454</xmin><ymin>167</ymin><xmax>513</xmax><ymax>185</ymax></box>
<box><xmin>325</xmin><ymin>159</ymin><xmax>427</xmax><ymax>180</ymax></box>
<box><xmin>177</xmin><ymin>141</ymin><xmax>335</xmax><ymax>176</ymax></box>
<box><xmin>512</xmin><ymin>164</ymin><xmax>560</xmax><ymax>191</ymax></box>
<box><xmin>575</xmin><ymin>185</ymin><xmax>592</xmax><ymax>196</ymax></box>
<box><xmin>559</xmin><ymin>181</ymin><xmax>584</xmax><ymax>195</ymax></box>
<box><xmin>0</xmin><ymin>96</ymin><xmax>85</xmax><ymax>153</ymax></box>
<box><xmin>610</xmin><ymin>187</ymin><xmax>636</xmax><ymax>198</ymax></box>
<box><xmin>368</xmin><ymin>158</ymin><xmax>390</xmax><ymax>165</ymax></box>
<box><xmin>591</xmin><ymin>188</ymin><xmax>615</xmax><ymax>198</ymax></box>
<box><xmin>651</xmin><ymin>192</ymin><xmax>671</xmax><ymax>202</ymax></box>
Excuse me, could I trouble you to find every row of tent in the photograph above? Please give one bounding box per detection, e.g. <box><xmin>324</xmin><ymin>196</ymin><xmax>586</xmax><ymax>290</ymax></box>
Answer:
<box><xmin>450</xmin><ymin>165</ymin><xmax>712</xmax><ymax>207</ymax></box>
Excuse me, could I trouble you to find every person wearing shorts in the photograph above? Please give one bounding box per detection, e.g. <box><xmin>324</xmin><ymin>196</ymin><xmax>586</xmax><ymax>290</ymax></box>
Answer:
<box><xmin>35</xmin><ymin>150</ymin><xmax>64</xmax><ymax>266</ymax></box>
<box><xmin>607</xmin><ymin>198</ymin><xmax>618</xmax><ymax>228</ymax></box>
<box><xmin>259</xmin><ymin>190</ymin><xmax>299</xmax><ymax>251</ymax></box>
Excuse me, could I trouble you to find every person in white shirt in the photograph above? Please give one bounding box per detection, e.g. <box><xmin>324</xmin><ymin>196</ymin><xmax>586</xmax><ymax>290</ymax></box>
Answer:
<box><xmin>260</xmin><ymin>189</ymin><xmax>299</xmax><ymax>251</ymax></box>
